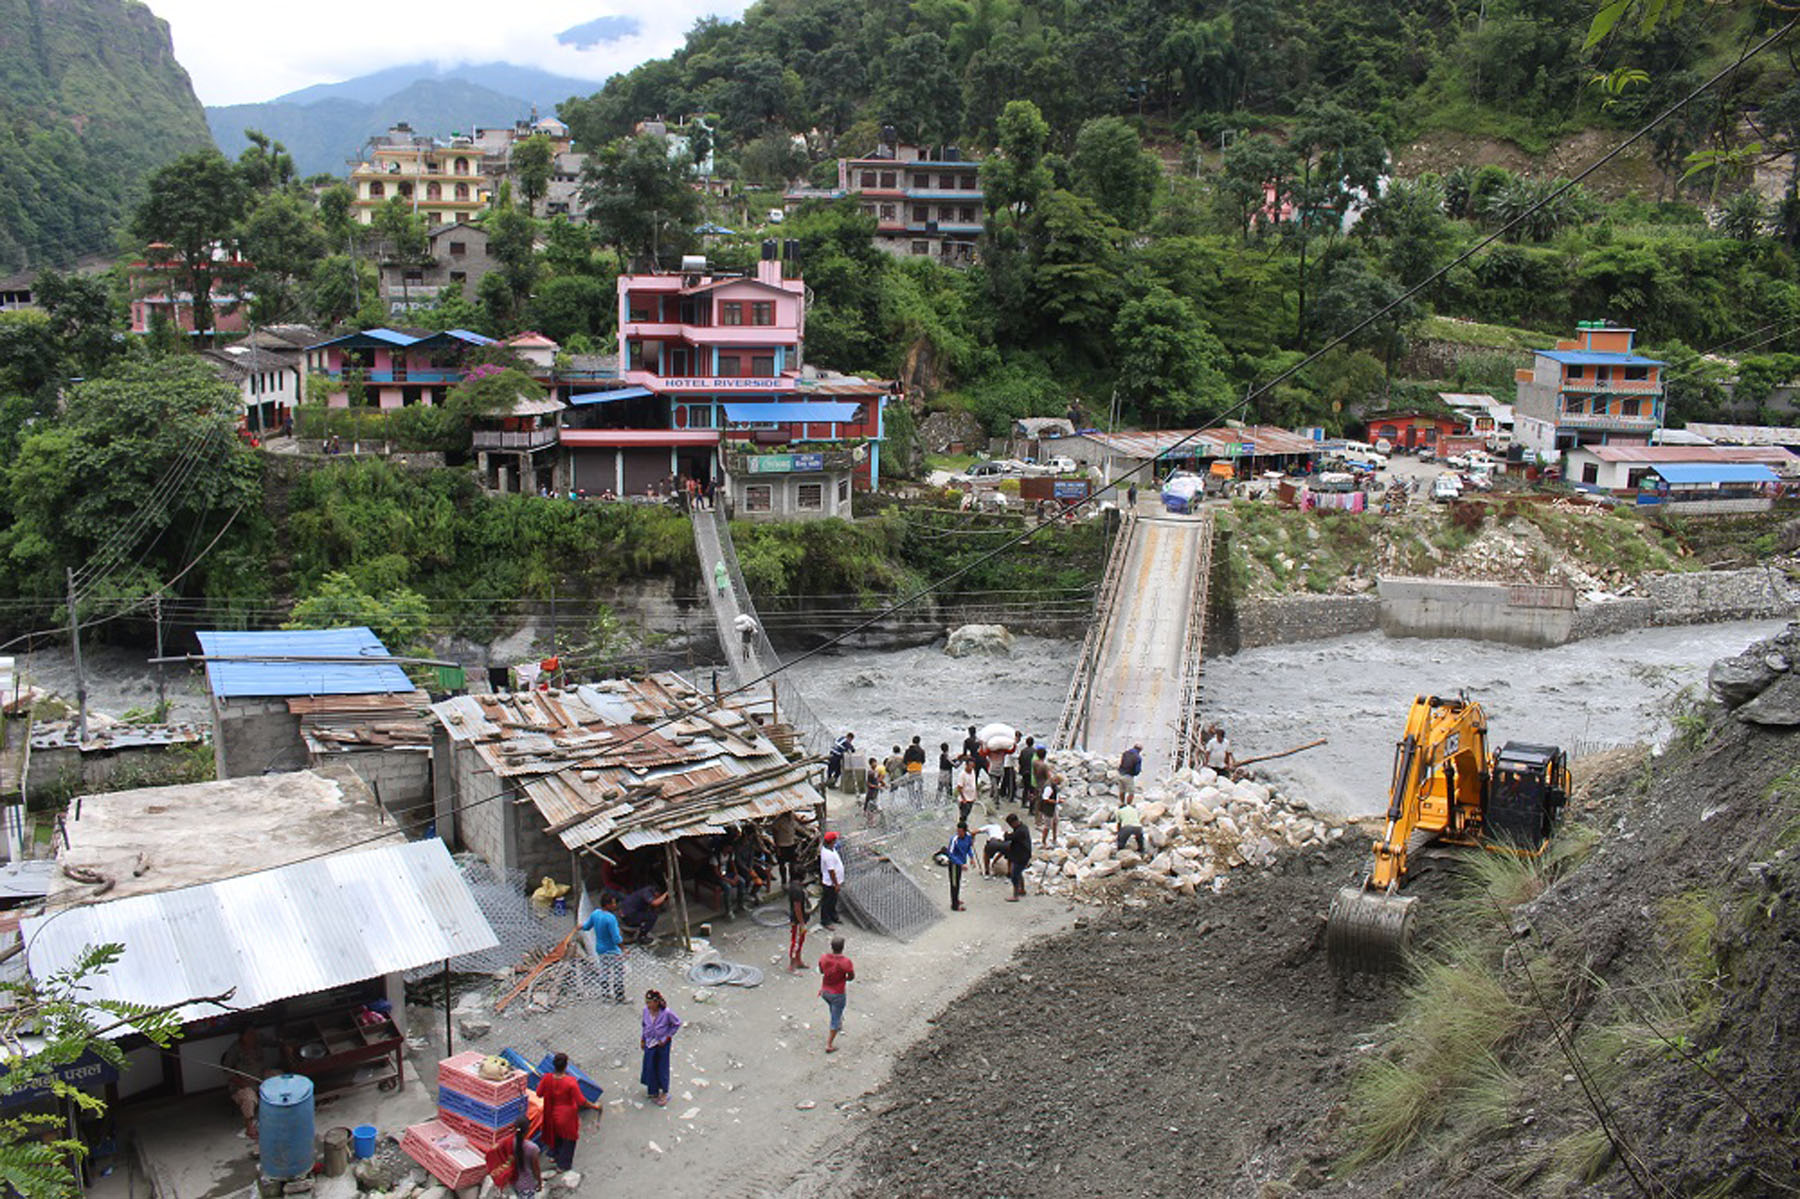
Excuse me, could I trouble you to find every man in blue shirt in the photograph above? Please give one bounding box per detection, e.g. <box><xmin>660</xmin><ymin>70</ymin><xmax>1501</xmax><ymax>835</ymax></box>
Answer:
<box><xmin>947</xmin><ymin>822</ymin><xmax>974</xmax><ymax>912</ymax></box>
<box><xmin>581</xmin><ymin>894</ymin><xmax>626</xmax><ymax>1003</ymax></box>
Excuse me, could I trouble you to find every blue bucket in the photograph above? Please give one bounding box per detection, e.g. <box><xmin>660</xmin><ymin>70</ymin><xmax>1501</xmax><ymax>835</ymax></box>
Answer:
<box><xmin>352</xmin><ymin>1124</ymin><xmax>377</xmax><ymax>1159</ymax></box>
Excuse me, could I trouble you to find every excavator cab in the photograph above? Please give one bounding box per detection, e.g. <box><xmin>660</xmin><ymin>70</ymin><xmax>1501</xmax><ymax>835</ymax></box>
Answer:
<box><xmin>1326</xmin><ymin>698</ymin><xmax>1567</xmax><ymax>974</ymax></box>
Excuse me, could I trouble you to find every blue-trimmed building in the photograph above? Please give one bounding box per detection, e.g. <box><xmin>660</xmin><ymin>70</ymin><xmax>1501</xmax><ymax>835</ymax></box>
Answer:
<box><xmin>784</xmin><ymin>141</ymin><xmax>983</xmax><ymax>266</ymax></box>
<box><xmin>1514</xmin><ymin>322</ymin><xmax>1666</xmax><ymax>456</ymax></box>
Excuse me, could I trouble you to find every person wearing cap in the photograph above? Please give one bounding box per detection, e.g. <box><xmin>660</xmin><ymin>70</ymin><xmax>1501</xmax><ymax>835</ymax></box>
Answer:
<box><xmin>819</xmin><ymin>830</ymin><xmax>845</xmax><ymax>927</ymax></box>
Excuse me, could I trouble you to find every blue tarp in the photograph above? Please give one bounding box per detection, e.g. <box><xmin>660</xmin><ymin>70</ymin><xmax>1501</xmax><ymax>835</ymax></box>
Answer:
<box><xmin>721</xmin><ymin>401</ymin><xmax>863</xmax><ymax>423</ymax></box>
<box><xmin>195</xmin><ymin>627</ymin><xmax>412</xmax><ymax>698</ymax></box>
<box><xmin>1650</xmin><ymin>463</ymin><xmax>1779</xmax><ymax>485</ymax></box>
<box><xmin>569</xmin><ymin>386</ymin><xmax>654</xmax><ymax>405</ymax></box>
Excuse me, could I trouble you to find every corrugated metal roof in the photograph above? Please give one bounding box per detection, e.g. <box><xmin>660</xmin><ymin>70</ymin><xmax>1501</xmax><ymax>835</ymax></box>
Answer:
<box><xmin>1536</xmin><ymin>349</ymin><xmax>1664</xmax><ymax>366</ymax></box>
<box><xmin>1077</xmin><ymin>425</ymin><xmax>1322</xmax><ymax>460</ymax></box>
<box><xmin>1650</xmin><ymin>463</ymin><xmax>1779</xmax><ymax>485</ymax></box>
<box><xmin>1585</xmin><ymin>445</ymin><xmax>1797</xmax><ymax>465</ymax></box>
<box><xmin>22</xmin><ymin>840</ymin><xmax>497</xmax><ymax>1035</ymax></box>
<box><xmin>431</xmin><ymin>673</ymin><xmax>823</xmax><ymax>854</ymax></box>
<box><xmin>1685</xmin><ymin>422</ymin><xmax>1800</xmax><ymax>446</ymax></box>
<box><xmin>196</xmin><ymin>627</ymin><xmax>413</xmax><ymax>698</ymax></box>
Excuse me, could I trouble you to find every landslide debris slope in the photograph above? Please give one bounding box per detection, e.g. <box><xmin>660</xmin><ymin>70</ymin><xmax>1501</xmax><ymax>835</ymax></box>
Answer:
<box><xmin>846</xmin><ymin>629</ymin><xmax>1800</xmax><ymax>1198</ymax></box>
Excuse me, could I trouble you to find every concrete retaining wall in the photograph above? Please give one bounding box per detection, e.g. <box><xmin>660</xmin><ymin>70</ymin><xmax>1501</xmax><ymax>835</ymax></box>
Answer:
<box><xmin>1377</xmin><ymin>577</ymin><xmax>1578</xmax><ymax>648</ymax></box>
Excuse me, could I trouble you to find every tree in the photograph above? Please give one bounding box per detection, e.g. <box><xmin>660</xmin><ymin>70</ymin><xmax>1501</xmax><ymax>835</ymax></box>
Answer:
<box><xmin>369</xmin><ymin>198</ymin><xmax>430</xmax><ymax>267</ymax></box>
<box><xmin>303</xmin><ymin>256</ymin><xmax>371</xmax><ymax>328</ymax></box>
<box><xmin>0</xmin><ymin>358</ymin><xmax>263</xmax><ymax>602</ymax></box>
<box><xmin>484</xmin><ymin>184</ymin><xmax>539</xmax><ymax>319</ymax></box>
<box><xmin>1290</xmin><ymin>100</ymin><xmax>1387</xmax><ymax>347</ymax></box>
<box><xmin>241</xmin><ymin>192</ymin><xmax>326</xmax><ymax>322</ymax></box>
<box><xmin>580</xmin><ymin>136</ymin><xmax>701</xmax><ymax>269</ymax></box>
<box><xmin>1364</xmin><ymin>177</ymin><xmax>1454</xmax><ymax>288</ymax></box>
<box><xmin>1111</xmin><ymin>281</ymin><xmax>1233</xmax><ymax>420</ymax></box>
<box><xmin>1219</xmin><ymin>134</ymin><xmax>1298</xmax><ymax>240</ymax></box>
<box><xmin>740</xmin><ymin>134</ymin><xmax>808</xmax><ymax>187</ymax></box>
<box><xmin>130</xmin><ymin>151</ymin><xmax>249</xmax><ymax>343</ymax></box>
<box><xmin>510</xmin><ymin>135</ymin><xmax>555</xmax><ymax>217</ymax></box>
<box><xmin>1071</xmin><ymin>117</ymin><xmax>1162</xmax><ymax>230</ymax></box>
<box><xmin>236</xmin><ymin>130</ymin><xmax>297</xmax><ymax>195</ymax></box>
<box><xmin>981</xmin><ymin>100</ymin><xmax>1053</xmax><ymax>221</ymax></box>
<box><xmin>529</xmin><ymin>276</ymin><xmax>613</xmax><ymax>344</ymax></box>
<box><xmin>33</xmin><ymin>270</ymin><xmax>124</xmax><ymax>381</ymax></box>
<box><xmin>285</xmin><ymin>571</ymin><xmax>431</xmax><ymax>656</ymax></box>
<box><xmin>1718</xmin><ymin>190</ymin><xmax>1768</xmax><ymax>241</ymax></box>
<box><xmin>1</xmin><ymin>945</ymin><xmax>197</xmax><ymax>1197</ymax></box>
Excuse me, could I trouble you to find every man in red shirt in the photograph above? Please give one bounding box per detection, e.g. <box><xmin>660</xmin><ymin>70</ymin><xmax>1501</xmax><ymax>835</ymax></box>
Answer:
<box><xmin>817</xmin><ymin>936</ymin><xmax>855</xmax><ymax>1054</ymax></box>
<box><xmin>535</xmin><ymin>1052</ymin><xmax>601</xmax><ymax>1172</ymax></box>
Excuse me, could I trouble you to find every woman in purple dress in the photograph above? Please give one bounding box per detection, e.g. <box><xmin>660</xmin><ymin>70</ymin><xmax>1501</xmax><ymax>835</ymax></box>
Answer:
<box><xmin>639</xmin><ymin>990</ymin><xmax>682</xmax><ymax>1107</ymax></box>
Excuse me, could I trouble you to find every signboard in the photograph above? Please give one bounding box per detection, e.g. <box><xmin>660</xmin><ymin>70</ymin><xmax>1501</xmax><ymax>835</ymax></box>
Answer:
<box><xmin>1217</xmin><ymin>442</ymin><xmax>1253</xmax><ymax>458</ymax></box>
<box><xmin>792</xmin><ymin>452</ymin><xmax>824</xmax><ymax>472</ymax></box>
<box><xmin>1052</xmin><ymin>479</ymin><xmax>1089</xmax><ymax>499</ymax></box>
<box><xmin>744</xmin><ymin>453</ymin><xmax>827</xmax><ymax>474</ymax></box>
<box><xmin>0</xmin><ymin>1050</ymin><xmax>118</xmax><ymax>1108</ymax></box>
<box><xmin>661</xmin><ymin>377</ymin><xmax>789</xmax><ymax>391</ymax></box>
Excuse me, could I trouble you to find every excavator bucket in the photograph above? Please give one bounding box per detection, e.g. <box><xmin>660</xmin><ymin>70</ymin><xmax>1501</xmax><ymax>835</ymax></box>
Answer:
<box><xmin>1326</xmin><ymin>886</ymin><xmax>1419</xmax><ymax>973</ymax></box>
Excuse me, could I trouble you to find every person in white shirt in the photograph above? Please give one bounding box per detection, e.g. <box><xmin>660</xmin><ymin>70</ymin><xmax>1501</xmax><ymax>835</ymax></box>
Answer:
<box><xmin>954</xmin><ymin>759</ymin><xmax>981</xmax><ymax>824</ymax></box>
<box><xmin>818</xmin><ymin>831</ymin><xmax>845</xmax><ymax>928</ymax></box>
<box><xmin>977</xmin><ymin>821</ymin><xmax>1009</xmax><ymax>876</ymax></box>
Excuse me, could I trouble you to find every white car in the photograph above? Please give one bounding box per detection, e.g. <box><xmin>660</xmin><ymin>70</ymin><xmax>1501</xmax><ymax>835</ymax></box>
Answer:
<box><xmin>767</xmin><ymin>208</ymin><xmax>786</xmax><ymax>224</ymax></box>
<box><xmin>1431</xmin><ymin>473</ymin><xmax>1463</xmax><ymax>502</ymax></box>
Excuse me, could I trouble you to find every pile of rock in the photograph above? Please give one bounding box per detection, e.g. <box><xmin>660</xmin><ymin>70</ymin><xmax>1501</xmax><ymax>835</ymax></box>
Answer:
<box><xmin>1033</xmin><ymin>750</ymin><xmax>1346</xmax><ymax>899</ymax></box>
<box><xmin>1708</xmin><ymin>620</ymin><xmax>1800</xmax><ymax>726</ymax></box>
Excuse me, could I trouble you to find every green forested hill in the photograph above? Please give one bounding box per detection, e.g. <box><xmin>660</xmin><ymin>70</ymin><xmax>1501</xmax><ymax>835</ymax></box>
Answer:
<box><xmin>559</xmin><ymin>0</ymin><xmax>1763</xmax><ymax>161</ymax></box>
<box><xmin>0</xmin><ymin>0</ymin><xmax>214</xmax><ymax>273</ymax></box>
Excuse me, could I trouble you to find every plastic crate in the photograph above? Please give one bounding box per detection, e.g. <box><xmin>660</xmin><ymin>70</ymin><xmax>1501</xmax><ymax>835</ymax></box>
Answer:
<box><xmin>437</xmin><ymin>1085</ymin><xmax>527</xmax><ymax>1129</ymax></box>
<box><xmin>437</xmin><ymin>1051</ymin><xmax>527</xmax><ymax>1106</ymax></box>
<box><xmin>436</xmin><ymin>1109</ymin><xmax>514</xmax><ymax>1153</ymax></box>
<box><xmin>399</xmin><ymin>1120</ymin><xmax>487</xmax><ymax>1189</ymax></box>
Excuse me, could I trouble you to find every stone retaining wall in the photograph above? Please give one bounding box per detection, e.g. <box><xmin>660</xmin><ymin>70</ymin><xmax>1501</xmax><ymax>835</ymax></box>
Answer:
<box><xmin>1227</xmin><ymin>594</ymin><xmax>1381</xmax><ymax>652</ymax></box>
<box><xmin>1642</xmin><ymin>567</ymin><xmax>1796</xmax><ymax>626</ymax></box>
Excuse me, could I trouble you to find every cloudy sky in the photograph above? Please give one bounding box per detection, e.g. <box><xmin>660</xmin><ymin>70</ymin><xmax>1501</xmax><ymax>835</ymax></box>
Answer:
<box><xmin>145</xmin><ymin>0</ymin><xmax>751</xmax><ymax>105</ymax></box>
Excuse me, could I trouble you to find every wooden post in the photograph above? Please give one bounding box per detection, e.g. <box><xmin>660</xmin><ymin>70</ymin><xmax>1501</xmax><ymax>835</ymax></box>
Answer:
<box><xmin>664</xmin><ymin>842</ymin><xmax>692</xmax><ymax>952</ymax></box>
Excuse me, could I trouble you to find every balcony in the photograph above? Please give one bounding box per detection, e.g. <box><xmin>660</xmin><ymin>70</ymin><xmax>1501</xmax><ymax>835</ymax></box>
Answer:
<box><xmin>316</xmin><ymin>368</ymin><xmax>465</xmax><ymax>385</ymax></box>
<box><xmin>1556</xmin><ymin>413</ymin><xmax>1660</xmax><ymax>432</ymax></box>
<box><xmin>1560</xmin><ymin>377</ymin><xmax>1660</xmax><ymax>393</ymax></box>
<box><xmin>473</xmin><ymin>428</ymin><xmax>560</xmax><ymax>452</ymax></box>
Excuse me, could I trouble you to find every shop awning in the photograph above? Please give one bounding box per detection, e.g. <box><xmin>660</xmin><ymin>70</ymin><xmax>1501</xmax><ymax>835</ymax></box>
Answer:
<box><xmin>722</xmin><ymin>401</ymin><xmax>863</xmax><ymax>423</ymax></box>
<box><xmin>570</xmin><ymin>386</ymin><xmax>654</xmax><ymax>405</ymax></box>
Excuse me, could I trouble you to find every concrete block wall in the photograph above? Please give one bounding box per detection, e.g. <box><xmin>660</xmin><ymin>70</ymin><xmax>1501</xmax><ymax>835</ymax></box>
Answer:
<box><xmin>319</xmin><ymin>748</ymin><xmax>432</xmax><ymax>826</ymax></box>
<box><xmin>1377</xmin><ymin>577</ymin><xmax>1576</xmax><ymax>648</ymax></box>
<box><xmin>214</xmin><ymin>698</ymin><xmax>305</xmax><ymax>778</ymax></box>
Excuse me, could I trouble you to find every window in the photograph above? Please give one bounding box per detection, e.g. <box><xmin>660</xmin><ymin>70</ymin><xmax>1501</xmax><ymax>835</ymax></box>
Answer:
<box><xmin>455</xmin><ymin>182</ymin><xmax>469</xmax><ymax>201</ymax></box>
<box><xmin>449</xmin><ymin>241</ymin><xmax>466</xmax><ymax>256</ymax></box>
<box><xmin>880</xmin><ymin>204</ymin><xmax>896</xmax><ymax>220</ymax></box>
<box><xmin>745</xmin><ymin>484</ymin><xmax>773</xmax><ymax>512</ymax></box>
<box><xmin>717</xmin><ymin>355</ymin><xmax>741</xmax><ymax>377</ymax></box>
<box><xmin>369</xmin><ymin>181</ymin><xmax>385</xmax><ymax>198</ymax></box>
<box><xmin>941</xmin><ymin>173</ymin><xmax>957</xmax><ymax>189</ymax></box>
<box><xmin>454</xmin><ymin>157</ymin><xmax>468</xmax><ymax>175</ymax></box>
<box><xmin>960</xmin><ymin>173</ymin><xmax>977</xmax><ymax>189</ymax></box>
<box><xmin>1581</xmin><ymin>462</ymin><xmax>1599</xmax><ymax>485</ymax></box>
<box><xmin>1621</xmin><ymin>398</ymin><xmax>1640</xmax><ymax>416</ymax></box>
<box><xmin>751</xmin><ymin>301</ymin><xmax>774</xmax><ymax>326</ymax></box>
<box><xmin>751</xmin><ymin>355</ymin><xmax>775</xmax><ymax>377</ymax></box>
<box><xmin>449</xmin><ymin>270</ymin><xmax>466</xmax><ymax>283</ymax></box>
<box><xmin>426</xmin><ymin>182</ymin><xmax>441</xmax><ymax>200</ymax></box>
<box><xmin>720</xmin><ymin>301</ymin><xmax>744</xmax><ymax>325</ymax></box>
<box><xmin>796</xmin><ymin>481</ymin><xmax>824</xmax><ymax>510</ymax></box>
<box><xmin>940</xmin><ymin>206</ymin><xmax>956</xmax><ymax>221</ymax></box>
<box><xmin>629</xmin><ymin>304</ymin><xmax>651</xmax><ymax>322</ymax></box>
<box><xmin>959</xmin><ymin>205</ymin><xmax>975</xmax><ymax>222</ymax></box>
<box><xmin>860</xmin><ymin>171</ymin><xmax>877</xmax><ymax>188</ymax></box>
<box><xmin>398</xmin><ymin>182</ymin><xmax>413</xmax><ymax>198</ymax></box>
<box><xmin>880</xmin><ymin>172</ymin><xmax>896</xmax><ymax>188</ymax></box>
<box><xmin>837</xmin><ymin>477</ymin><xmax>850</xmax><ymax>504</ymax></box>
<box><xmin>912</xmin><ymin>205</ymin><xmax>929</xmax><ymax>222</ymax></box>
<box><xmin>863</xmin><ymin>205</ymin><xmax>877</xmax><ymax>218</ymax></box>
<box><xmin>628</xmin><ymin>342</ymin><xmax>646</xmax><ymax>370</ymax></box>
<box><xmin>403</xmin><ymin>269</ymin><xmax>424</xmax><ymax>284</ymax></box>
<box><xmin>687</xmin><ymin>405</ymin><xmax>713</xmax><ymax>428</ymax></box>
<box><xmin>1566</xmin><ymin>364</ymin><xmax>1585</xmax><ymax>379</ymax></box>
<box><xmin>1624</xmin><ymin>366</ymin><xmax>1648</xmax><ymax>381</ymax></box>
<box><xmin>912</xmin><ymin>241</ymin><xmax>929</xmax><ymax>255</ymax></box>
<box><xmin>1594</xmin><ymin>366</ymin><xmax>1611</xmax><ymax>382</ymax></box>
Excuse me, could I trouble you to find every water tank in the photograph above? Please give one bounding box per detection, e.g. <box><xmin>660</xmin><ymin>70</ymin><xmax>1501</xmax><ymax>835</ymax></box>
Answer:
<box><xmin>258</xmin><ymin>1074</ymin><xmax>316</xmax><ymax>1180</ymax></box>
<box><xmin>761</xmin><ymin>239</ymin><xmax>778</xmax><ymax>260</ymax></box>
<box><xmin>679</xmin><ymin>254</ymin><xmax>708</xmax><ymax>274</ymax></box>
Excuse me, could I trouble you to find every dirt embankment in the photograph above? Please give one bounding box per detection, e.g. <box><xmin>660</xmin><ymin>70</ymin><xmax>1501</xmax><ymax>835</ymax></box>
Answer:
<box><xmin>843</xmin><ymin>640</ymin><xmax>1800</xmax><ymax>1197</ymax></box>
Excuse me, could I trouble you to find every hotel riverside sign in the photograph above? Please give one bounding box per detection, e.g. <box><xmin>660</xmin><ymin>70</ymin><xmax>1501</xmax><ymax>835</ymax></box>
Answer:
<box><xmin>661</xmin><ymin>377</ymin><xmax>789</xmax><ymax>390</ymax></box>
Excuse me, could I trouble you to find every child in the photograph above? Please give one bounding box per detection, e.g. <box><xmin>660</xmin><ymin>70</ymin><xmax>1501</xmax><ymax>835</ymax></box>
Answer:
<box><xmin>786</xmin><ymin>883</ymin><xmax>811</xmax><ymax>971</ymax></box>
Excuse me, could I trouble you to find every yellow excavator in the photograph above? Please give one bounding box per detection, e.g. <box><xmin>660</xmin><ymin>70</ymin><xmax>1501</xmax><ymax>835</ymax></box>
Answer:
<box><xmin>1326</xmin><ymin>694</ymin><xmax>1570</xmax><ymax>972</ymax></box>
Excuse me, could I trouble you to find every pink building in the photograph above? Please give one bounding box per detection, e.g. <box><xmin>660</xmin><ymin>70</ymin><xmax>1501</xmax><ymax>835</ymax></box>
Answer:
<box><xmin>128</xmin><ymin>244</ymin><xmax>253</xmax><ymax>337</ymax></box>
<box><xmin>302</xmin><ymin>328</ymin><xmax>496</xmax><ymax>408</ymax></box>
<box><xmin>570</xmin><ymin>245</ymin><xmax>891</xmax><ymax>504</ymax></box>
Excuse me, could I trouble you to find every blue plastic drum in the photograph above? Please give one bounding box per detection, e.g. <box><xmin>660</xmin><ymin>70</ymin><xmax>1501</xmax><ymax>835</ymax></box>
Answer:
<box><xmin>257</xmin><ymin>1073</ymin><xmax>315</xmax><ymax>1179</ymax></box>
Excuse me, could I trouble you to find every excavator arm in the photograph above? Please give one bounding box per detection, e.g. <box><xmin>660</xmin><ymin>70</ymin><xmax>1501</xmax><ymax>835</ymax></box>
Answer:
<box><xmin>1328</xmin><ymin>696</ymin><xmax>1489</xmax><ymax>971</ymax></box>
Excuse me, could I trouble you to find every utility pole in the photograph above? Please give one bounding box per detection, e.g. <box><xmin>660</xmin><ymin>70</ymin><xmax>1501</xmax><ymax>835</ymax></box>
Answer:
<box><xmin>153</xmin><ymin>593</ymin><xmax>166</xmax><ymax>718</ymax></box>
<box><xmin>65</xmin><ymin>568</ymin><xmax>87</xmax><ymax>744</ymax></box>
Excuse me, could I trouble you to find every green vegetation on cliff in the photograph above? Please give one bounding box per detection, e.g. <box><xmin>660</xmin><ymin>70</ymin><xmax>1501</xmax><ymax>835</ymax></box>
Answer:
<box><xmin>0</xmin><ymin>0</ymin><xmax>214</xmax><ymax>272</ymax></box>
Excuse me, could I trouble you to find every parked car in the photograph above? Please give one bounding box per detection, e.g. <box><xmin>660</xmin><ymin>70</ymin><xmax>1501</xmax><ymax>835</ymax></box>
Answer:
<box><xmin>1417</xmin><ymin>446</ymin><xmax>1437</xmax><ymax>462</ymax></box>
<box><xmin>1431</xmin><ymin>472</ymin><xmax>1463</xmax><ymax>502</ymax></box>
<box><xmin>767</xmin><ymin>208</ymin><xmax>786</xmax><ymax>224</ymax></box>
<box><xmin>966</xmin><ymin>460</ymin><xmax>1012</xmax><ymax>479</ymax></box>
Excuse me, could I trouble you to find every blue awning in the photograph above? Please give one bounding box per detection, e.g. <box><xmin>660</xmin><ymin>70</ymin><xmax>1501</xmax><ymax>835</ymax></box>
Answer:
<box><xmin>570</xmin><ymin>386</ymin><xmax>654</xmax><ymax>405</ymax></box>
<box><xmin>1650</xmin><ymin>463</ymin><xmax>1778</xmax><ymax>485</ymax></box>
<box><xmin>722</xmin><ymin>401</ymin><xmax>864</xmax><ymax>423</ymax></box>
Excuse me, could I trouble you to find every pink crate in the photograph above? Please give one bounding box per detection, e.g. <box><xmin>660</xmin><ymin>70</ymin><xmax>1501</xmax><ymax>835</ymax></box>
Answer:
<box><xmin>437</xmin><ymin>1051</ymin><xmax>527</xmax><ymax>1106</ymax></box>
<box><xmin>400</xmin><ymin>1120</ymin><xmax>488</xmax><ymax>1189</ymax></box>
<box><xmin>437</xmin><ymin>1109</ymin><xmax>513</xmax><ymax>1153</ymax></box>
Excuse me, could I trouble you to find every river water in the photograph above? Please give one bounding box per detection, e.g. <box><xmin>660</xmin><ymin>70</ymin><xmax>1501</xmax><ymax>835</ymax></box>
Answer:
<box><xmin>787</xmin><ymin>619</ymin><xmax>1788</xmax><ymax>818</ymax></box>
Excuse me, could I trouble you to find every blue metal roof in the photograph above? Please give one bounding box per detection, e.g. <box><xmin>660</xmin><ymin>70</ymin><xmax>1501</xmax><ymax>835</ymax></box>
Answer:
<box><xmin>722</xmin><ymin>401</ymin><xmax>863</xmax><ymax>423</ymax></box>
<box><xmin>307</xmin><ymin>328</ymin><xmax>419</xmax><ymax>351</ymax></box>
<box><xmin>570</xmin><ymin>386</ymin><xmax>654</xmax><ymax>405</ymax></box>
<box><xmin>1650</xmin><ymin>463</ymin><xmax>1778</xmax><ymax>485</ymax></box>
<box><xmin>1537</xmin><ymin>350</ymin><xmax>1664</xmax><ymax>367</ymax></box>
<box><xmin>196</xmin><ymin>627</ymin><xmax>412</xmax><ymax>698</ymax></box>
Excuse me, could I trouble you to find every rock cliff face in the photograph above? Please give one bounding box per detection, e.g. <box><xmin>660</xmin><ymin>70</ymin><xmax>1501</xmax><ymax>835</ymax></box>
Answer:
<box><xmin>0</xmin><ymin>0</ymin><xmax>213</xmax><ymax>272</ymax></box>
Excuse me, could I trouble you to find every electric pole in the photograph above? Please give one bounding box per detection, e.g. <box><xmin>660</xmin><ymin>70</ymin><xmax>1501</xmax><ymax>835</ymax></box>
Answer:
<box><xmin>65</xmin><ymin>568</ymin><xmax>87</xmax><ymax>744</ymax></box>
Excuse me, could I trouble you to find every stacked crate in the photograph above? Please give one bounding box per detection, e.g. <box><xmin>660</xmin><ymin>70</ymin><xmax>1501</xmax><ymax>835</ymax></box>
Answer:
<box><xmin>400</xmin><ymin>1052</ymin><xmax>529</xmax><ymax>1186</ymax></box>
